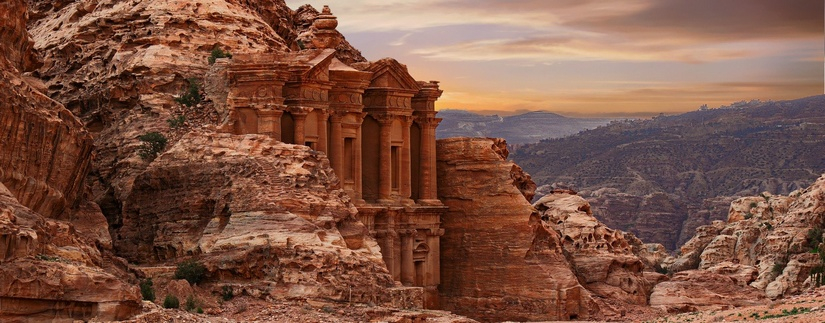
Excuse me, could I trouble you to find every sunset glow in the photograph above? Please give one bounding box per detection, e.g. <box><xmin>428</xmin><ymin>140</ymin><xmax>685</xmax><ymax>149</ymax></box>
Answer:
<box><xmin>287</xmin><ymin>0</ymin><xmax>824</xmax><ymax>117</ymax></box>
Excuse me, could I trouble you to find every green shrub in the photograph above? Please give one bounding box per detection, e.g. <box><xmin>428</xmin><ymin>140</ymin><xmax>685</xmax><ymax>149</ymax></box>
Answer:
<box><xmin>174</xmin><ymin>259</ymin><xmax>206</xmax><ymax>285</ymax></box>
<box><xmin>139</xmin><ymin>278</ymin><xmax>155</xmax><ymax>301</ymax></box>
<box><xmin>163</xmin><ymin>294</ymin><xmax>180</xmax><ymax>309</ymax></box>
<box><xmin>807</xmin><ymin>228</ymin><xmax>823</xmax><ymax>247</ymax></box>
<box><xmin>744</xmin><ymin>212</ymin><xmax>753</xmax><ymax>220</ymax></box>
<box><xmin>175</xmin><ymin>78</ymin><xmax>202</xmax><ymax>107</ymax></box>
<box><xmin>196</xmin><ymin>307</ymin><xmax>203</xmax><ymax>314</ymax></box>
<box><xmin>772</xmin><ymin>262</ymin><xmax>786</xmax><ymax>275</ymax></box>
<box><xmin>185</xmin><ymin>295</ymin><xmax>197</xmax><ymax>311</ymax></box>
<box><xmin>137</xmin><ymin>132</ymin><xmax>167</xmax><ymax>160</ymax></box>
<box><xmin>167</xmin><ymin>115</ymin><xmax>186</xmax><ymax>128</ymax></box>
<box><xmin>221</xmin><ymin>285</ymin><xmax>234</xmax><ymax>301</ymax></box>
<box><xmin>749</xmin><ymin>202</ymin><xmax>757</xmax><ymax>208</ymax></box>
<box><xmin>208</xmin><ymin>47</ymin><xmax>232</xmax><ymax>65</ymax></box>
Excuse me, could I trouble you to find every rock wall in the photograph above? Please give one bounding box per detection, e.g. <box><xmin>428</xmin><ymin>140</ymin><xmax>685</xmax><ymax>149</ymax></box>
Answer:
<box><xmin>0</xmin><ymin>0</ymin><xmax>93</xmax><ymax>219</ymax></box>
<box><xmin>665</xmin><ymin>174</ymin><xmax>825</xmax><ymax>300</ymax></box>
<box><xmin>436</xmin><ymin>138</ymin><xmax>599</xmax><ymax>322</ymax></box>
<box><xmin>117</xmin><ymin>131</ymin><xmax>396</xmax><ymax>303</ymax></box>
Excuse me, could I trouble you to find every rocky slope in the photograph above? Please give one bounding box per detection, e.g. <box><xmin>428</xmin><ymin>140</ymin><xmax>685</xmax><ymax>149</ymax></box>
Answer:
<box><xmin>118</xmin><ymin>131</ymin><xmax>396</xmax><ymax>304</ymax></box>
<box><xmin>436</xmin><ymin>110</ymin><xmax>613</xmax><ymax>146</ymax></box>
<box><xmin>512</xmin><ymin>96</ymin><xmax>825</xmax><ymax>250</ymax></box>
<box><xmin>664</xmin><ymin>174</ymin><xmax>825</xmax><ymax>301</ymax></box>
<box><xmin>1</xmin><ymin>0</ymin><xmax>140</xmax><ymax>320</ymax></box>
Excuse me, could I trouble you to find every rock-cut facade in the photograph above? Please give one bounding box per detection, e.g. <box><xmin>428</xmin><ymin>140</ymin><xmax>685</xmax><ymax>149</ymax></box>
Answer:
<box><xmin>210</xmin><ymin>6</ymin><xmax>446</xmax><ymax>308</ymax></box>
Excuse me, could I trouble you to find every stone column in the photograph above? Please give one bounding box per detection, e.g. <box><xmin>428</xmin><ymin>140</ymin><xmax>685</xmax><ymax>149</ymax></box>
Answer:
<box><xmin>329</xmin><ymin>113</ymin><xmax>343</xmax><ymax>177</ymax></box>
<box><xmin>400</xmin><ymin>229</ymin><xmax>416</xmax><ymax>286</ymax></box>
<box><xmin>377</xmin><ymin>115</ymin><xmax>394</xmax><ymax>203</ymax></box>
<box><xmin>354</xmin><ymin>117</ymin><xmax>364</xmax><ymax>204</ymax></box>
<box><xmin>257</xmin><ymin>108</ymin><xmax>284</xmax><ymax>140</ymax></box>
<box><xmin>400</xmin><ymin>116</ymin><xmax>412</xmax><ymax>204</ymax></box>
<box><xmin>317</xmin><ymin>110</ymin><xmax>329</xmax><ymax>154</ymax></box>
<box><xmin>292</xmin><ymin>109</ymin><xmax>309</xmax><ymax>146</ymax></box>
<box><xmin>418</xmin><ymin>119</ymin><xmax>439</xmax><ymax>203</ymax></box>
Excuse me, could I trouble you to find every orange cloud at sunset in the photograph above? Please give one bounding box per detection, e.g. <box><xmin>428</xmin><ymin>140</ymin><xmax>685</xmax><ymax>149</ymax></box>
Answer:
<box><xmin>287</xmin><ymin>0</ymin><xmax>824</xmax><ymax>117</ymax></box>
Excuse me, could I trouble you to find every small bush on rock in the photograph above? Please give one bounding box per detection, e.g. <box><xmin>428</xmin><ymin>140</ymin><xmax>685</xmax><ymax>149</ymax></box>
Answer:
<box><xmin>208</xmin><ymin>47</ymin><xmax>232</xmax><ymax>65</ymax></box>
<box><xmin>175</xmin><ymin>78</ymin><xmax>202</xmax><ymax>107</ymax></box>
<box><xmin>174</xmin><ymin>259</ymin><xmax>206</xmax><ymax>285</ymax></box>
<box><xmin>137</xmin><ymin>132</ymin><xmax>167</xmax><ymax>160</ymax></box>
<box><xmin>185</xmin><ymin>295</ymin><xmax>197</xmax><ymax>311</ymax></box>
<box><xmin>139</xmin><ymin>278</ymin><xmax>155</xmax><ymax>301</ymax></box>
<box><xmin>163</xmin><ymin>294</ymin><xmax>180</xmax><ymax>309</ymax></box>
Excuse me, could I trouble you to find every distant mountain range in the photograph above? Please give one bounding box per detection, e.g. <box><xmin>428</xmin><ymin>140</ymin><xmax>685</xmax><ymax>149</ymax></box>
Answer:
<box><xmin>511</xmin><ymin>95</ymin><xmax>825</xmax><ymax>250</ymax></box>
<box><xmin>436</xmin><ymin>110</ymin><xmax>615</xmax><ymax>145</ymax></box>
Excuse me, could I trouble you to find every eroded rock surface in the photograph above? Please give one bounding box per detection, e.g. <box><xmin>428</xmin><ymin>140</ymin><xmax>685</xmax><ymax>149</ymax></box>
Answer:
<box><xmin>1</xmin><ymin>1</ymin><xmax>140</xmax><ymax>319</ymax></box>
<box><xmin>436</xmin><ymin>138</ymin><xmax>599</xmax><ymax>322</ymax></box>
<box><xmin>649</xmin><ymin>270</ymin><xmax>767</xmax><ymax>313</ymax></box>
<box><xmin>666</xmin><ymin>175</ymin><xmax>825</xmax><ymax>300</ymax></box>
<box><xmin>118</xmin><ymin>131</ymin><xmax>395</xmax><ymax>303</ymax></box>
<box><xmin>534</xmin><ymin>192</ymin><xmax>652</xmax><ymax>306</ymax></box>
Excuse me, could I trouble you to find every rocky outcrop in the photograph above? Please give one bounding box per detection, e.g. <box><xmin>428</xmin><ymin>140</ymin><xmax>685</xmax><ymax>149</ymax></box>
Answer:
<box><xmin>665</xmin><ymin>174</ymin><xmax>825</xmax><ymax>300</ymax></box>
<box><xmin>117</xmin><ymin>131</ymin><xmax>395</xmax><ymax>303</ymax></box>
<box><xmin>1</xmin><ymin>181</ymin><xmax>140</xmax><ymax>321</ymax></box>
<box><xmin>649</xmin><ymin>270</ymin><xmax>767</xmax><ymax>312</ymax></box>
<box><xmin>436</xmin><ymin>138</ymin><xmax>599</xmax><ymax>322</ymax></box>
<box><xmin>534</xmin><ymin>192</ymin><xmax>652</xmax><ymax>306</ymax></box>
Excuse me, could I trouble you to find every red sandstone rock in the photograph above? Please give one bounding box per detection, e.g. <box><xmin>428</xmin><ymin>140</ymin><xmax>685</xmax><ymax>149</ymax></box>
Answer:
<box><xmin>437</xmin><ymin>137</ymin><xmax>599</xmax><ymax>322</ymax></box>
<box><xmin>534</xmin><ymin>192</ymin><xmax>652</xmax><ymax>306</ymax></box>
<box><xmin>666</xmin><ymin>174</ymin><xmax>825</xmax><ymax>300</ymax></box>
<box><xmin>118</xmin><ymin>131</ymin><xmax>396</xmax><ymax>303</ymax></box>
<box><xmin>1</xmin><ymin>2</ymin><xmax>140</xmax><ymax>319</ymax></box>
<box><xmin>649</xmin><ymin>270</ymin><xmax>767</xmax><ymax>313</ymax></box>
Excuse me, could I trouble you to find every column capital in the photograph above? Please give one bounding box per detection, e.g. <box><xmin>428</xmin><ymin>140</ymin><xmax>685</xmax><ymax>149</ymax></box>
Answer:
<box><xmin>373</xmin><ymin>113</ymin><xmax>396</xmax><ymax>125</ymax></box>
<box><xmin>288</xmin><ymin>106</ymin><xmax>312</xmax><ymax>117</ymax></box>
<box><xmin>329</xmin><ymin>110</ymin><xmax>345</xmax><ymax>122</ymax></box>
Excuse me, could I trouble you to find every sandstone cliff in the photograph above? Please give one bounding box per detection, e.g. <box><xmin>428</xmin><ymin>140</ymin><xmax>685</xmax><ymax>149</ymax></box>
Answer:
<box><xmin>665</xmin><ymin>174</ymin><xmax>825</xmax><ymax>301</ymax></box>
<box><xmin>117</xmin><ymin>130</ymin><xmax>395</xmax><ymax>303</ymax></box>
<box><xmin>1</xmin><ymin>1</ymin><xmax>140</xmax><ymax>319</ymax></box>
<box><xmin>436</xmin><ymin>137</ymin><xmax>600</xmax><ymax>322</ymax></box>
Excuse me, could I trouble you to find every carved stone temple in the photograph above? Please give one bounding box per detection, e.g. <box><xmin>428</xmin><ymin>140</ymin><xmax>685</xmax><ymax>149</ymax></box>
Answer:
<box><xmin>212</xmin><ymin>6</ymin><xmax>446</xmax><ymax>308</ymax></box>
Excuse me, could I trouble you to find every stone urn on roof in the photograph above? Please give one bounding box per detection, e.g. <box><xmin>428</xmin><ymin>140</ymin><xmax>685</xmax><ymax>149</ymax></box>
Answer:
<box><xmin>311</xmin><ymin>5</ymin><xmax>341</xmax><ymax>49</ymax></box>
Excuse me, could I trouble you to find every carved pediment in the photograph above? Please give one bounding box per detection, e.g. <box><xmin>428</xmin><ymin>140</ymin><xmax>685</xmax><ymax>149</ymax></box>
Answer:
<box><xmin>366</xmin><ymin>58</ymin><xmax>421</xmax><ymax>91</ymax></box>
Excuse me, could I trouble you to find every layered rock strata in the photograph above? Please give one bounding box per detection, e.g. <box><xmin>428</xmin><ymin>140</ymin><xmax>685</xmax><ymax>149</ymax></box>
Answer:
<box><xmin>117</xmin><ymin>131</ymin><xmax>395</xmax><ymax>303</ymax></box>
<box><xmin>436</xmin><ymin>137</ymin><xmax>599</xmax><ymax>322</ymax></box>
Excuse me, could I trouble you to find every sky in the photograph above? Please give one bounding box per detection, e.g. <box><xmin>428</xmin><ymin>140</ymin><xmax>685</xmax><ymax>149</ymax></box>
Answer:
<box><xmin>285</xmin><ymin>0</ymin><xmax>824</xmax><ymax>117</ymax></box>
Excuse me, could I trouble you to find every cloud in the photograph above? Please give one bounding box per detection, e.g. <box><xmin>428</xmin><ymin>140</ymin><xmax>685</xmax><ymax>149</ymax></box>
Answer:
<box><xmin>569</xmin><ymin>0</ymin><xmax>823</xmax><ymax>43</ymax></box>
<box><xmin>412</xmin><ymin>35</ymin><xmax>760</xmax><ymax>63</ymax></box>
<box><xmin>389</xmin><ymin>32</ymin><xmax>414</xmax><ymax>46</ymax></box>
